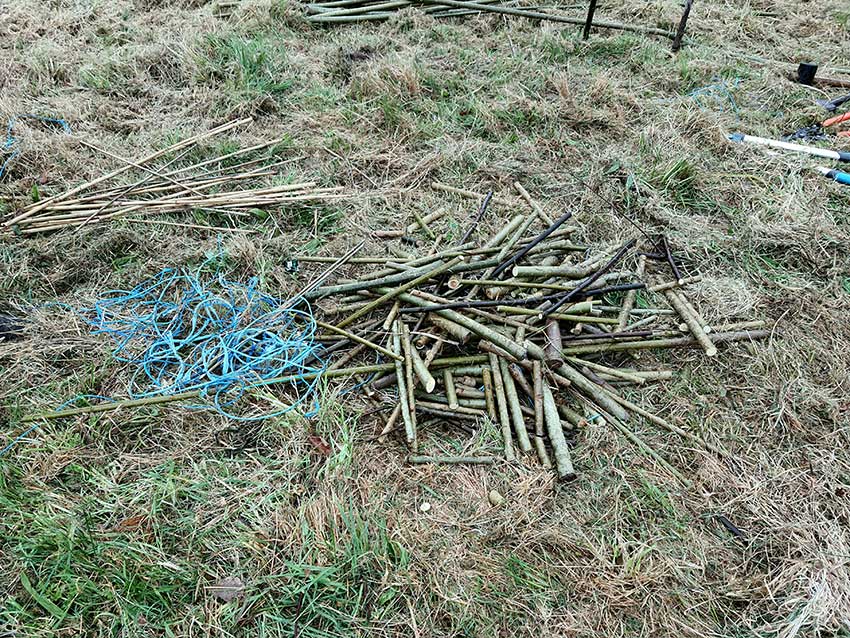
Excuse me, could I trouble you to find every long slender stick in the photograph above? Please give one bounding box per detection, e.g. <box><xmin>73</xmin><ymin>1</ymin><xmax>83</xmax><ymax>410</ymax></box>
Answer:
<box><xmin>336</xmin><ymin>257</ymin><xmax>462</xmax><ymax>328</ymax></box>
<box><xmin>408</xmin><ymin>455</ymin><xmax>495</xmax><ymax>465</ymax></box>
<box><xmin>491</xmin><ymin>209</ymin><xmax>572</xmax><ymax>278</ymax></box>
<box><xmin>430</xmin><ymin>181</ymin><xmax>515</xmax><ymax>207</ymax></box>
<box><xmin>481</xmin><ymin>367</ymin><xmax>497</xmax><ymax>421</ymax></box>
<box><xmin>5</xmin><ymin>118</ymin><xmax>253</xmax><ymax>226</ymax></box>
<box><xmin>647</xmin><ymin>275</ymin><xmax>702</xmax><ymax>293</ymax></box>
<box><xmin>489</xmin><ymin>354</ymin><xmax>515</xmax><ymax>461</ymax></box>
<box><xmin>671</xmin><ymin>0</ymin><xmax>694</xmax><ymax>52</ymax></box>
<box><xmin>565</xmin><ymin>357</ymin><xmax>645</xmax><ymax>385</ymax></box>
<box><xmin>602</xmin><ymin>411</ymin><xmax>690</xmax><ymax>486</ymax></box>
<box><xmin>394</xmin><ymin>319</ymin><xmax>417</xmax><ymax>450</ymax></box>
<box><xmin>443</xmin><ymin>369</ymin><xmax>459</xmax><ymax>409</ymax></box>
<box><xmin>513</xmin><ymin>182</ymin><xmax>553</xmax><ymax>224</ymax></box>
<box><xmin>377</xmin><ymin>404</ymin><xmax>402</xmax><ymax>442</ymax></box>
<box><xmin>561</xmin><ymin>329</ymin><xmax>768</xmax><ymax>356</ymax></box>
<box><xmin>499</xmin><ymin>357</ymin><xmax>532</xmax><ymax>453</ymax></box>
<box><xmin>315</xmin><ymin>319</ymin><xmax>401</xmax><ymax>361</ymax></box>
<box><xmin>597</xmin><ymin>385</ymin><xmax>729</xmax><ymax>457</ymax></box>
<box><xmin>459</xmin><ymin>190</ymin><xmax>493</xmax><ymax>245</ymax></box>
<box><xmin>406</xmin><ymin>333</ymin><xmax>437</xmax><ymax>393</ymax></box>
<box><xmin>386</xmin><ymin>290</ymin><xmax>528</xmax><ymax>361</ymax></box>
<box><xmin>542</xmin><ymin>239</ymin><xmax>637</xmax><ymax>317</ymax></box>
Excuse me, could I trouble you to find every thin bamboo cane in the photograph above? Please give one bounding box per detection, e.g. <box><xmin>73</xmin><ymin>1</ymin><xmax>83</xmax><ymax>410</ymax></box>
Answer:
<box><xmin>5</xmin><ymin>117</ymin><xmax>253</xmax><ymax>226</ymax></box>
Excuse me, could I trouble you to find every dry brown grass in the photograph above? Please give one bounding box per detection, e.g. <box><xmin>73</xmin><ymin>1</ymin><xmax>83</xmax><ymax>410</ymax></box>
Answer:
<box><xmin>2</xmin><ymin>0</ymin><xmax>850</xmax><ymax>636</ymax></box>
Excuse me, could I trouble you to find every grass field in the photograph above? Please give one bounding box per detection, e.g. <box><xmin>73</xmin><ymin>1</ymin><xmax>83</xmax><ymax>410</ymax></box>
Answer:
<box><xmin>1</xmin><ymin>0</ymin><xmax>850</xmax><ymax>636</ymax></box>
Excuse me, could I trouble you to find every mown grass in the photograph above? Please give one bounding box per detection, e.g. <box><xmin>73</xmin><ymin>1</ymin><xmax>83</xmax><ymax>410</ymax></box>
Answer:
<box><xmin>2</xmin><ymin>0</ymin><xmax>850</xmax><ymax>636</ymax></box>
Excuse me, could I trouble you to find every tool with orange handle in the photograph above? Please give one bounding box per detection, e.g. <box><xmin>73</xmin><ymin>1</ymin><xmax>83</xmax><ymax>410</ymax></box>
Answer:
<box><xmin>823</xmin><ymin>110</ymin><xmax>850</xmax><ymax>128</ymax></box>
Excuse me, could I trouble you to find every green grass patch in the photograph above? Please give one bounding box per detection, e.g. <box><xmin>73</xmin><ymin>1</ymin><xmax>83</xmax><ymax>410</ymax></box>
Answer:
<box><xmin>199</xmin><ymin>34</ymin><xmax>294</xmax><ymax>101</ymax></box>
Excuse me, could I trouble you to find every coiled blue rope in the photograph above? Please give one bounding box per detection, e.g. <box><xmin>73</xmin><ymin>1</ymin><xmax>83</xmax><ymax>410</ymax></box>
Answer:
<box><xmin>82</xmin><ymin>267</ymin><xmax>326</xmax><ymax>421</ymax></box>
<box><xmin>1</xmin><ymin>114</ymin><xmax>71</xmax><ymax>180</ymax></box>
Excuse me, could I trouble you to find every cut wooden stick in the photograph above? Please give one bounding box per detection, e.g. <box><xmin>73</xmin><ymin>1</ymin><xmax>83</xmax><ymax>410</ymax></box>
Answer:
<box><xmin>542</xmin><ymin>382</ymin><xmax>576</xmax><ymax>481</ymax></box>
<box><xmin>664</xmin><ymin>289</ymin><xmax>716</xmax><ymax>356</ymax></box>
<box><xmin>647</xmin><ymin>275</ymin><xmax>702</xmax><ymax>293</ymax></box>
<box><xmin>513</xmin><ymin>181</ymin><xmax>553</xmax><ymax>224</ymax></box>
<box><xmin>315</xmin><ymin>319</ymin><xmax>402</xmax><ymax>361</ymax></box>
<box><xmin>489</xmin><ymin>354</ymin><xmax>515</xmax><ymax>461</ymax></box>
<box><xmin>393</xmin><ymin>319</ymin><xmax>417</xmax><ymax>450</ymax></box>
<box><xmin>377</xmin><ymin>404</ymin><xmax>402</xmax><ymax>442</ymax></box>
<box><xmin>616</xmin><ymin>254</ymin><xmax>645</xmax><ymax>332</ymax></box>
<box><xmin>481</xmin><ymin>366</ymin><xmax>497</xmax><ymax>421</ymax></box>
<box><xmin>443</xmin><ymin>369</ymin><xmax>459</xmax><ymax>409</ymax></box>
<box><xmin>430</xmin><ymin>181</ymin><xmax>514</xmax><ymax>206</ymax></box>
<box><xmin>406</xmin><ymin>332</ymin><xmax>437</xmax><ymax>393</ymax></box>
<box><xmin>544</xmin><ymin>318</ymin><xmax>564</xmax><ymax>366</ymax></box>
<box><xmin>499</xmin><ymin>357</ymin><xmax>532</xmax><ymax>453</ymax></box>
<box><xmin>336</xmin><ymin>257</ymin><xmax>463</xmax><ymax>328</ymax></box>
<box><xmin>532</xmin><ymin>361</ymin><xmax>552</xmax><ymax>468</ymax></box>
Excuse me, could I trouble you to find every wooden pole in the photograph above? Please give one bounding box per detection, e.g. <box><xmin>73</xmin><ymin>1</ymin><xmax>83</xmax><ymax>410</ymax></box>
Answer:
<box><xmin>671</xmin><ymin>0</ymin><xmax>693</xmax><ymax>52</ymax></box>
<box><xmin>582</xmin><ymin>0</ymin><xmax>598</xmax><ymax>39</ymax></box>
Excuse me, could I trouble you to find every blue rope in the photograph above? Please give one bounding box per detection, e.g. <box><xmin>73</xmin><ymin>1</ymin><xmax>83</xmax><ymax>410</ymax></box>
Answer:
<box><xmin>1</xmin><ymin>114</ymin><xmax>71</xmax><ymax>180</ymax></box>
<box><xmin>0</xmin><ymin>270</ymin><xmax>326</xmax><ymax>457</ymax></box>
<box><xmin>76</xmin><ymin>267</ymin><xmax>326</xmax><ymax>421</ymax></box>
<box><xmin>688</xmin><ymin>78</ymin><xmax>741</xmax><ymax>118</ymax></box>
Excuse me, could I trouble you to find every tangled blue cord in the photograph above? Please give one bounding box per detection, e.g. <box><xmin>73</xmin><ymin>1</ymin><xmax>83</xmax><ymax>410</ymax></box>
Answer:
<box><xmin>688</xmin><ymin>78</ymin><xmax>742</xmax><ymax>118</ymax></box>
<box><xmin>82</xmin><ymin>267</ymin><xmax>326</xmax><ymax>421</ymax></box>
<box><xmin>1</xmin><ymin>114</ymin><xmax>71</xmax><ymax>180</ymax></box>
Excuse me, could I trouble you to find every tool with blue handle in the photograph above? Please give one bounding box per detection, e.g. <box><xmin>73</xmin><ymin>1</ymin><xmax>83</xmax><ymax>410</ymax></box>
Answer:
<box><xmin>816</xmin><ymin>166</ymin><xmax>850</xmax><ymax>186</ymax></box>
<box><xmin>729</xmin><ymin>132</ymin><xmax>850</xmax><ymax>162</ymax></box>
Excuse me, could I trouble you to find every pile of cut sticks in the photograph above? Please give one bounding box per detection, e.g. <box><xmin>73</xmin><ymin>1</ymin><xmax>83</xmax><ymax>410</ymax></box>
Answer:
<box><xmin>2</xmin><ymin>118</ymin><xmax>343</xmax><ymax>236</ymax></box>
<box><xmin>293</xmin><ymin>180</ymin><xmax>766</xmax><ymax>483</ymax></box>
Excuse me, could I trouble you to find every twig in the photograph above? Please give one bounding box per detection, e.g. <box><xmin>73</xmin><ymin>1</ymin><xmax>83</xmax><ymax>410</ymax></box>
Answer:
<box><xmin>408</xmin><ymin>455</ymin><xmax>495</xmax><ymax>464</ymax></box>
